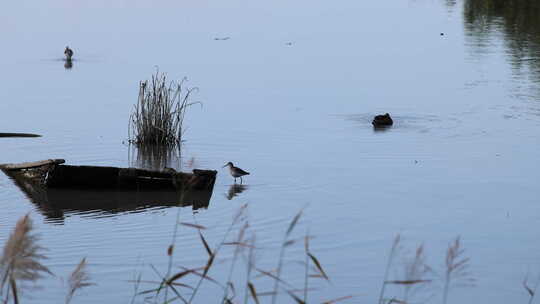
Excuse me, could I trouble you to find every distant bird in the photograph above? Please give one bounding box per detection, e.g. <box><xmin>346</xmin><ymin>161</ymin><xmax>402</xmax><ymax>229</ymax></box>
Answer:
<box><xmin>64</xmin><ymin>46</ymin><xmax>74</xmax><ymax>61</ymax></box>
<box><xmin>372</xmin><ymin>113</ymin><xmax>393</xmax><ymax>127</ymax></box>
<box><xmin>223</xmin><ymin>162</ymin><xmax>250</xmax><ymax>184</ymax></box>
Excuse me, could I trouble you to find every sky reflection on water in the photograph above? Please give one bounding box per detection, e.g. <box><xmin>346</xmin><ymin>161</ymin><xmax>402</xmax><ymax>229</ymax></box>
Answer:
<box><xmin>0</xmin><ymin>0</ymin><xmax>539</xmax><ymax>303</ymax></box>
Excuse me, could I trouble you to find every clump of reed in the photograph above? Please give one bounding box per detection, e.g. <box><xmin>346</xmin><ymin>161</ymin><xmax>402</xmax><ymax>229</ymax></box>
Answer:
<box><xmin>5</xmin><ymin>211</ymin><xmax>539</xmax><ymax>303</ymax></box>
<box><xmin>0</xmin><ymin>214</ymin><xmax>93</xmax><ymax>304</ymax></box>
<box><xmin>378</xmin><ymin>235</ymin><xmax>474</xmax><ymax>304</ymax></box>
<box><xmin>134</xmin><ymin>206</ymin><xmax>346</xmax><ymax>304</ymax></box>
<box><xmin>129</xmin><ymin>70</ymin><xmax>198</xmax><ymax>147</ymax></box>
<box><xmin>131</xmin><ymin>205</ymin><xmax>476</xmax><ymax>304</ymax></box>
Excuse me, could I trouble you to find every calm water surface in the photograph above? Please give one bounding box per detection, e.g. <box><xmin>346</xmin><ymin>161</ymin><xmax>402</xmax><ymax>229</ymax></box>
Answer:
<box><xmin>1</xmin><ymin>0</ymin><xmax>539</xmax><ymax>303</ymax></box>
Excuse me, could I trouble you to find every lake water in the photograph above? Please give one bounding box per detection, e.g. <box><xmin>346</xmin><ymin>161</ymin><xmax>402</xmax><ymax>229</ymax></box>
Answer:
<box><xmin>1</xmin><ymin>0</ymin><xmax>539</xmax><ymax>303</ymax></box>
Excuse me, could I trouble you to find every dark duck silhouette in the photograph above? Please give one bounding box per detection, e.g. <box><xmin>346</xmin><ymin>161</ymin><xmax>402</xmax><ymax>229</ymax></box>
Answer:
<box><xmin>372</xmin><ymin>113</ymin><xmax>393</xmax><ymax>127</ymax></box>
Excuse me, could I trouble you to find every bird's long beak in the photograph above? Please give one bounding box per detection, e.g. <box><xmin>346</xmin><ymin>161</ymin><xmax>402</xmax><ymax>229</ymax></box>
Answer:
<box><xmin>222</xmin><ymin>164</ymin><xmax>228</xmax><ymax>168</ymax></box>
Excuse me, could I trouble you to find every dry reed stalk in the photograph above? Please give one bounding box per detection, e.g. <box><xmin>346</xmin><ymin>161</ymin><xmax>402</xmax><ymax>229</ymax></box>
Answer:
<box><xmin>222</xmin><ymin>221</ymin><xmax>249</xmax><ymax>303</ymax></box>
<box><xmin>378</xmin><ymin>234</ymin><xmax>401</xmax><ymax>304</ymax></box>
<box><xmin>523</xmin><ymin>273</ymin><xmax>540</xmax><ymax>304</ymax></box>
<box><xmin>322</xmin><ymin>295</ymin><xmax>355</xmax><ymax>304</ymax></box>
<box><xmin>187</xmin><ymin>205</ymin><xmax>247</xmax><ymax>303</ymax></box>
<box><xmin>243</xmin><ymin>235</ymin><xmax>256</xmax><ymax>304</ymax></box>
<box><xmin>129</xmin><ymin>271</ymin><xmax>143</xmax><ymax>304</ymax></box>
<box><xmin>271</xmin><ymin>209</ymin><xmax>303</xmax><ymax>304</ymax></box>
<box><xmin>248</xmin><ymin>282</ymin><xmax>260</xmax><ymax>304</ymax></box>
<box><xmin>65</xmin><ymin>258</ymin><xmax>93</xmax><ymax>304</ymax></box>
<box><xmin>303</xmin><ymin>231</ymin><xmax>310</xmax><ymax>303</ymax></box>
<box><xmin>0</xmin><ymin>214</ymin><xmax>51</xmax><ymax>304</ymax></box>
<box><xmin>163</xmin><ymin>192</ymin><xmax>189</xmax><ymax>303</ymax></box>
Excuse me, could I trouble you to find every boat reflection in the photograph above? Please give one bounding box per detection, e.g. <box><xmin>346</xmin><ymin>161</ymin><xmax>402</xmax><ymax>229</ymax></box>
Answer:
<box><xmin>3</xmin><ymin>168</ymin><xmax>213</xmax><ymax>224</ymax></box>
<box><xmin>226</xmin><ymin>184</ymin><xmax>248</xmax><ymax>200</ymax></box>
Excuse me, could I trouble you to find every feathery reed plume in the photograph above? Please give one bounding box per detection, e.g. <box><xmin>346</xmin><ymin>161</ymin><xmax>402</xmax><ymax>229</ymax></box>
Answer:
<box><xmin>401</xmin><ymin>244</ymin><xmax>432</xmax><ymax>302</ymax></box>
<box><xmin>65</xmin><ymin>258</ymin><xmax>93</xmax><ymax>304</ymax></box>
<box><xmin>0</xmin><ymin>214</ymin><xmax>51</xmax><ymax>304</ymax></box>
<box><xmin>442</xmin><ymin>236</ymin><xmax>473</xmax><ymax>304</ymax></box>
<box><xmin>129</xmin><ymin>69</ymin><xmax>199</xmax><ymax>147</ymax></box>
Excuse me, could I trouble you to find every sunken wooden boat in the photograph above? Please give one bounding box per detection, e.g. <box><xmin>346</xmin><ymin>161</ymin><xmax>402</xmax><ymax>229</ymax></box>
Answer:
<box><xmin>0</xmin><ymin>159</ymin><xmax>217</xmax><ymax>222</ymax></box>
<box><xmin>0</xmin><ymin>159</ymin><xmax>217</xmax><ymax>191</ymax></box>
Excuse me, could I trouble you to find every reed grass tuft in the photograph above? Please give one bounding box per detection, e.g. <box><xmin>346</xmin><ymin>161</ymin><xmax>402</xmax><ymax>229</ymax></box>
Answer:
<box><xmin>442</xmin><ymin>236</ymin><xmax>473</xmax><ymax>304</ymax></box>
<box><xmin>129</xmin><ymin>70</ymin><xmax>198</xmax><ymax>147</ymax></box>
<box><xmin>0</xmin><ymin>214</ymin><xmax>51</xmax><ymax>304</ymax></box>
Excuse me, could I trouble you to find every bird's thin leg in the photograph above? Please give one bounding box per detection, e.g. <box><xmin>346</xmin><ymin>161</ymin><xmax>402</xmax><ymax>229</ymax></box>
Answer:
<box><xmin>240</xmin><ymin>176</ymin><xmax>243</xmax><ymax>184</ymax></box>
<box><xmin>234</xmin><ymin>178</ymin><xmax>237</xmax><ymax>184</ymax></box>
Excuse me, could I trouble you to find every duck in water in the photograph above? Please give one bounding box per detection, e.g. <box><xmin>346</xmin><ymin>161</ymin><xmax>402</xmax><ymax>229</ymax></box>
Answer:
<box><xmin>64</xmin><ymin>46</ymin><xmax>74</xmax><ymax>61</ymax></box>
<box><xmin>372</xmin><ymin>113</ymin><xmax>393</xmax><ymax>127</ymax></box>
<box><xmin>223</xmin><ymin>162</ymin><xmax>250</xmax><ymax>184</ymax></box>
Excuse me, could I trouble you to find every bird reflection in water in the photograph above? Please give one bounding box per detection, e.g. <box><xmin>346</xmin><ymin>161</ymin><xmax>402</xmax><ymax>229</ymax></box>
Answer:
<box><xmin>64</xmin><ymin>59</ymin><xmax>73</xmax><ymax>69</ymax></box>
<box><xmin>372</xmin><ymin>125</ymin><xmax>392</xmax><ymax>133</ymax></box>
<box><xmin>226</xmin><ymin>184</ymin><xmax>248</xmax><ymax>200</ymax></box>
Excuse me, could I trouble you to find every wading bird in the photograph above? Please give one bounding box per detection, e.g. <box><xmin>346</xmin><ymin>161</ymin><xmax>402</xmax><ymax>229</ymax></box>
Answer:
<box><xmin>223</xmin><ymin>162</ymin><xmax>249</xmax><ymax>184</ymax></box>
<box><xmin>64</xmin><ymin>46</ymin><xmax>74</xmax><ymax>61</ymax></box>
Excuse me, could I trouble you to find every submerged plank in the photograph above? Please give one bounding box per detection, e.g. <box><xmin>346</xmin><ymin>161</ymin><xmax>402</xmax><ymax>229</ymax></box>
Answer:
<box><xmin>0</xmin><ymin>132</ymin><xmax>41</xmax><ymax>137</ymax></box>
<box><xmin>0</xmin><ymin>159</ymin><xmax>65</xmax><ymax>170</ymax></box>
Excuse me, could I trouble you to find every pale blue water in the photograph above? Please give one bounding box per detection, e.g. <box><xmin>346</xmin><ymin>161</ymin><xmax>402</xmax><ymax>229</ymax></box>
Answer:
<box><xmin>0</xmin><ymin>0</ymin><xmax>539</xmax><ymax>303</ymax></box>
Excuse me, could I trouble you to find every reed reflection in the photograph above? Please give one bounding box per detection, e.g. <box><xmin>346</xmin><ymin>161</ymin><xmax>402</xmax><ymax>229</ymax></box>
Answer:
<box><xmin>226</xmin><ymin>184</ymin><xmax>248</xmax><ymax>200</ymax></box>
<box><xmin>130</xmin><ymin>144</ymin><xmax>181</xmax><ymax>171</ymax></box>
<box><xmin>461</xmin><ymin>0</ymin><xmax>540</xmax><ymax>96</ymax></box>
